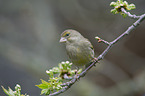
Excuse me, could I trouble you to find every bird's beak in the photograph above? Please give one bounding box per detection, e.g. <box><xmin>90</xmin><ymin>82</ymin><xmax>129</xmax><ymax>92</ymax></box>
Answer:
<box><xmin>59</xmin><ymin>37</ymin><xmax>67</xmax><ymax>43</ymax></box>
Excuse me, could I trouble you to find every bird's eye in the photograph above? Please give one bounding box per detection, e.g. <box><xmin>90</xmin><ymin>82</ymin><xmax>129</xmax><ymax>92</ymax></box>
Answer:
<box><xmin>65</xmin><ymin>33</ymin><xmax>70</xmax><ymax>36</ymax></box>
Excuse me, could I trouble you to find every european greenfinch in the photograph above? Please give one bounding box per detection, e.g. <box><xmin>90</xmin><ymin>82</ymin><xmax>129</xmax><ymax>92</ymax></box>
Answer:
<box><xmin>60</xmin><ymin>29</ymin><xmax>95</xmax><ymax>68</ymax></box>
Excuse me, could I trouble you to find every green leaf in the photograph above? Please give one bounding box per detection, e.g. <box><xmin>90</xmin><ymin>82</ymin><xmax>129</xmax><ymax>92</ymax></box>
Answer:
<box><xmin>8</xmin><ymin>87</ymin><xmax>15</xmax><ymax>96</ymax></box>
<box><xmin>41</xmin><ymin>79</ymin><xmax>49</xmax><ymax>85</ymax></box>
<box><xmin>2</xmin><ymin>85</ymin><xmax>29</xmax><ymax>96</ymax></box>
<box><xmin>36</xmin><ymin>84</ymin><xmax>47</xmax><ymax>89</ymax></box>
<box><xmin>36</xmin><ymin>79</ymin><xmax>52</xmax><ymax>95</ymax></box>
<box><xmin>1</xmin><ymin>86</ymin><xmax>11</xmax><ymax>96</ymax></box>
<box><xmin>41</xmin><ymin>89</ymin><xmax>49</xmax><ymax>95</ymax></box>
<box><xmin>110</xmin><ymin>2</ymin><xmax>116</xmax><ymax>7</ymax></box>
<box><xmin>123</xmin><ymin>1</ymin><xmax>128</xmax><ymax>6</ymax></box>
<box><xmin>127</xmin><ymin>4</ymin><xmax>136</xmax><ymax>10</ymax></box>
<box><xmin>36</xmin><ymin>79</ymin><xmax>50</xmax><ymax>89</ymax></box>
<box><xmin>111</xmin><ymin>9</ymin><xmax>118</xmax><ymax>14</ymax></box>
<box><xmin>77</xmin><ymin>69</ymin><xmax>83</xmax><ymax>74</ymax></box>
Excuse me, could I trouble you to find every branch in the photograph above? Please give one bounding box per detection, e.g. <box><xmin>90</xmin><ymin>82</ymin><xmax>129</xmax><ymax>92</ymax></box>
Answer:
<box><xmin>98</xmin><ymin>13</ymin><xmax>145</xmax><ymax>60</ymax></box>
<box><xmin>49</xmin><ymin>61</ymin><xmax>98</xmax><ymax>96</ymax></box>
<box><xmin>121</xmin><ymin>8</ymin><xmax>140</xmax><ymax>19</ymax></box>
<box><xmin>49</xmin><ymin>13</ymin><xmax>145</xmax><ymax>96</ymax></box>
<box><xmin>95</xmin><ymin>36</ymin><xmax>110</xmax><ymax>45</ymax></box>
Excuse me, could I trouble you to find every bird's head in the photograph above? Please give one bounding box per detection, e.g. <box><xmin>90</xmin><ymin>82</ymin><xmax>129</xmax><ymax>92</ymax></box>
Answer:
<box><xmin>59</xmin><ymin>29</ymin><xmax>83</xmax><ymax>43</ymax></box>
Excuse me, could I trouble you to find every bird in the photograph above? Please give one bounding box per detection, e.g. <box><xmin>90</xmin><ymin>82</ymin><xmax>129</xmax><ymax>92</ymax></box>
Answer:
<box><xmin>59</xmin><ymin>29</ymin><xmax>95</xmax><ymax>68</ymax></box>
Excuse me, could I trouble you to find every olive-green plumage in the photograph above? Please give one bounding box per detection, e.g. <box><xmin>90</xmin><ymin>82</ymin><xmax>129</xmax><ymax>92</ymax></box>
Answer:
<box><xmin>60</xmin><ymin>29</ymin><xmax>95</xmax><ymax>67</ymax></box>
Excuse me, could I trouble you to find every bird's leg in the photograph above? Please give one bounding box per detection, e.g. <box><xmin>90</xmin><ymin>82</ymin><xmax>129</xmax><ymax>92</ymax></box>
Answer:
<box><xmin>92</xmin><ymin>57</ymin><xmax>99</xmax><ymax>66</ymax></box>
<box><xmin>93</xmin><ymin>57</ymin><xmax>98</xmax><ymax>61</ymax></box>
<box><xmin>75</xmin><ymin>66</ymin><xmax>79</xmax><ymax>75</ymax></box>
<box><xmin>74</xmin><ymin>66</ymin><xmax>80</xmax><ymax>79</ymax></box>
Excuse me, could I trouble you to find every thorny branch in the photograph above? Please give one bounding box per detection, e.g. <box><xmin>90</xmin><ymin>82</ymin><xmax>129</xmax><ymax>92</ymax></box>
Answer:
<box><xmin>49</xmin><ymin>8</ymin><xmax>145</xmax><ymax>96</ymax></box>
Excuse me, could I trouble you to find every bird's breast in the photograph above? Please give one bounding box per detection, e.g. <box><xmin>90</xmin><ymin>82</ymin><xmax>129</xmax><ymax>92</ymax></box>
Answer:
<box><xmin>66</xmin><ymin>44</ymin><xmax>93</xmax><ymax>66</ymax></box>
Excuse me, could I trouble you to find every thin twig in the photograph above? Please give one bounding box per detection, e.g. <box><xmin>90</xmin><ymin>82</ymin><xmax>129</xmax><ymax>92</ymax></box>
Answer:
<box><xmin>95</xmin><ymin>36</ymin><xmax>110</xmax><ymax>45</ymax></box>
<box><xmin>49</xmin><ymin>13</ymin><xmax>145</xmax><ymax>96</ymax></box>
<box><xmin>121</xmin><ymin>8</ymin><xmax>140</xmax><ymax>19</ymax></box>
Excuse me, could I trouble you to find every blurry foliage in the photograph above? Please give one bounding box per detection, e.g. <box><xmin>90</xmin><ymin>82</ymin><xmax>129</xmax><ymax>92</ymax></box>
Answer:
<box><xmin>2</xmin><ymin>84</ymin><xmax>29</xmax><ymax>96</ymax></box>
<box><xmin>110</xmin><ymin>0</ymin><xmax>135</xmax><ymax>17</ymax></box>
<box><xmin>36</xmin><ymin>61</ymin><xmax>82</xmax><ymax>95</ymax></box>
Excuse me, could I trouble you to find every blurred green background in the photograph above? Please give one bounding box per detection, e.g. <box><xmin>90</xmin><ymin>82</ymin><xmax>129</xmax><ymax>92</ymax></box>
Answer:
<box><xmin>0</xmin><ymin>0</ymin><xmax>145</xmax><ymax>96</ymax></box>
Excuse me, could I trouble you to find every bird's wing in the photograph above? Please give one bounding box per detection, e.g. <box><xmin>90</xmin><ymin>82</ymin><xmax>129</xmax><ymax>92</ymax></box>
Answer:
<box><xmin>83</xmin><ymin>38</ymin><xmax>94</xmax><ymax>57</ymax></box>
